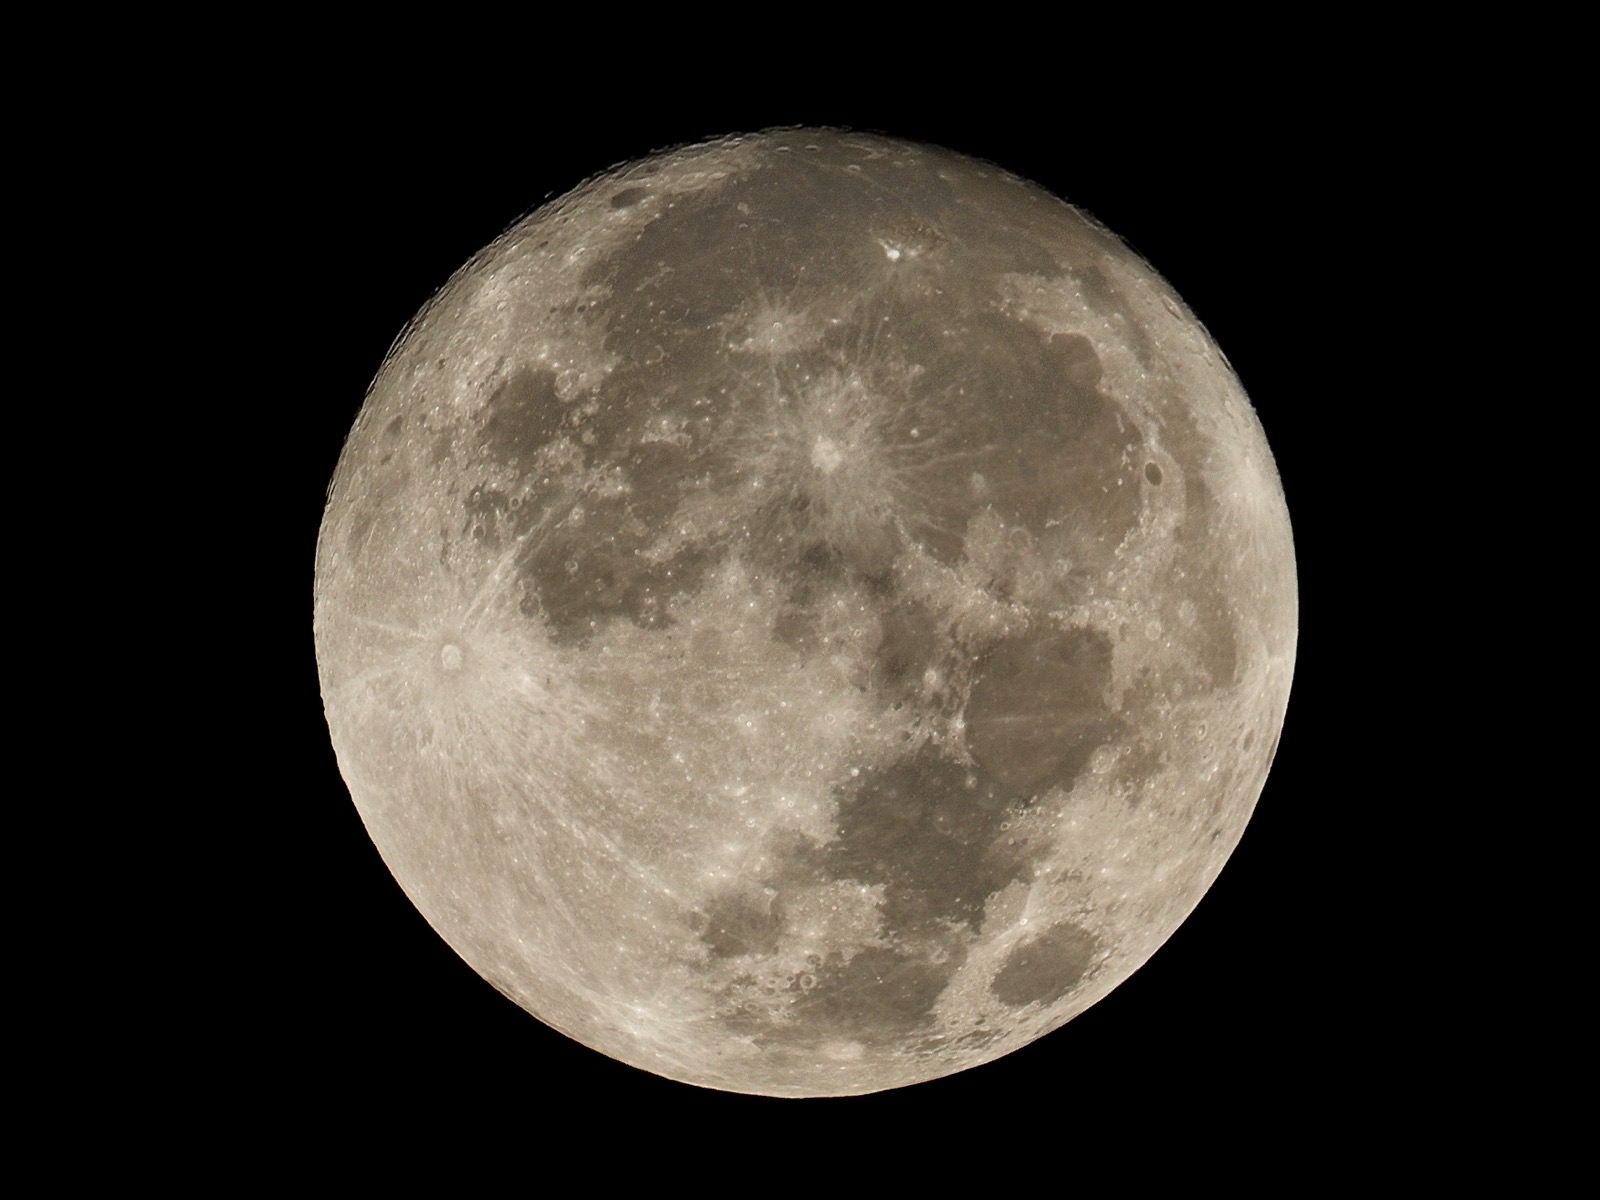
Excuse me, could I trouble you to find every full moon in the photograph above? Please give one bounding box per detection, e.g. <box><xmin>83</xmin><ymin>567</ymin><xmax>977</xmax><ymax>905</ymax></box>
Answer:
<box><xmin>313</xmin><ymin>129</ymin><xmax>1296</xmax><ymax>1097</ymax></box>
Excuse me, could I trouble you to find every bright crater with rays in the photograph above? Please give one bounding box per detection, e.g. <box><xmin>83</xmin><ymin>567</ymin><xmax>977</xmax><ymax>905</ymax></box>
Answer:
<box><xmin>314</xmin><ymin>130</ymin><xmax>1296</xmax><ymax>1096</ymax></box>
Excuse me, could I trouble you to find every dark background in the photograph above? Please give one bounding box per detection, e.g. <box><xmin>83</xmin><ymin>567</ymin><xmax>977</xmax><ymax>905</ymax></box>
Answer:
<box><xmin>273</xmin><ymin>100</ymin><xmax>1356</xmax><ymax>1135</ymax></box>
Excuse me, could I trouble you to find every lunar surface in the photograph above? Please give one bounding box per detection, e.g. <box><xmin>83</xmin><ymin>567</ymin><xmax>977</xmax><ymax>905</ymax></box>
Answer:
<box><xmin>314</xmin><ymin>129</ymin><xmax>1296</xmax><ymax>1096</ymax></box>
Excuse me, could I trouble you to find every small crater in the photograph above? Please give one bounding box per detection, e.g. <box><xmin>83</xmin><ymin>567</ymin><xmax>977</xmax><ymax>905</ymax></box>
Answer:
<box><xmin>811</xmin><ymin>435</ymin><xmax>844</xmax><ymax>475</ymax></box>
<box><xmin>463</xmin><ymin>484</ymin><xmax>511</xmax><ymax>548</ymax></box>
<box><xmin>990</xmin><ymin>922</ymin><xmax>1098</xmax><ymax>1007</ymax></box>
<box><xmin>1145</xmin><ymin>461</ymin><xmax>1163</xmax><ymax>485</ymax></box>
<box><xmin>609</xmin><ymin>186</ymin><xmax>649</xmax><ymax>209</ymax></box>
<box><xmin>439</xmin><ymin>643</ymin><xmax>464</xmax><ymax>672</ymax></box>
<box><xmin>790</xmin><ymin>946</ymin><xmax>954</xmax><ymax>1040</ymax></box>
<box><xmin>877</xmin><ymin>216</ymin><xmax>945</xmax><ymax>262</ymax></box>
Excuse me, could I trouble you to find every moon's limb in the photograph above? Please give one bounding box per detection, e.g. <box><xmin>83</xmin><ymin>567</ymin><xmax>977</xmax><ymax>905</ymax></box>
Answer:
<box><xmin>314</xmin><ymin>130</ymin><xmax>1296</xmax><ymax>1096</ymax></box>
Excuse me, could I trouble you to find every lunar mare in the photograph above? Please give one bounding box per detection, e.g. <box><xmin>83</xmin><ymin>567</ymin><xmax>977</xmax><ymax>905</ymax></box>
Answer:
<box><xmin>314</xmin><ymin>130</ymin><xmax>1296</xmax><ymax>1096</ymax></box>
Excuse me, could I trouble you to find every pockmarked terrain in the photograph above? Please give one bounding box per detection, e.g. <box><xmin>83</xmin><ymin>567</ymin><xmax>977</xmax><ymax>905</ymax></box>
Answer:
<box><xmin>314</xmin><ymin>130</ymin><xmax>1297</xmax><ymax>1096</ymax></box>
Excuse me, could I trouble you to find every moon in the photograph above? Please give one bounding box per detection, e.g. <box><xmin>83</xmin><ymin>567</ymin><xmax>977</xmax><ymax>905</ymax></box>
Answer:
<box><xmin>313</xmin><ymin>129</ymin><xmax>1296</xmax><ymax>1097</ymax></box>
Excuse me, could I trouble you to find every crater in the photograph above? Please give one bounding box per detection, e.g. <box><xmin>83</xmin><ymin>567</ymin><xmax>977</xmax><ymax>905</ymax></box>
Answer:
<box><xmin>811</xmin><ymin>435</ymin><xmax>844</xmax><ymax>475</ymax></box>
<box><xmin>876</xmin><ymin>215</ymin><xmax>945</xmax><ymax>262</ymax></box>
<box><xmin>990</xmin><ymin>921</ymin><xmax>1098</xmax><ymax>1007</ymax></box>
<box><xmin>463</xmin><ymin>484</ymin><xmax>513</xmax><ymax>549</ymax></box>
<box><xmin>788</xmin><ymin>945</ymin><xmax>955</xmax><ymax>1041</ymax></box>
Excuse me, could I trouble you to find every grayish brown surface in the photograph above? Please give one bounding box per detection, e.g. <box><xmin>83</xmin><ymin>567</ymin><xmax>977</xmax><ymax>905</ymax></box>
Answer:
<box><xmin>314</xmin><ymin>130</ymin><xmax>1297</xmax><ymax>1096</ymax></box>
